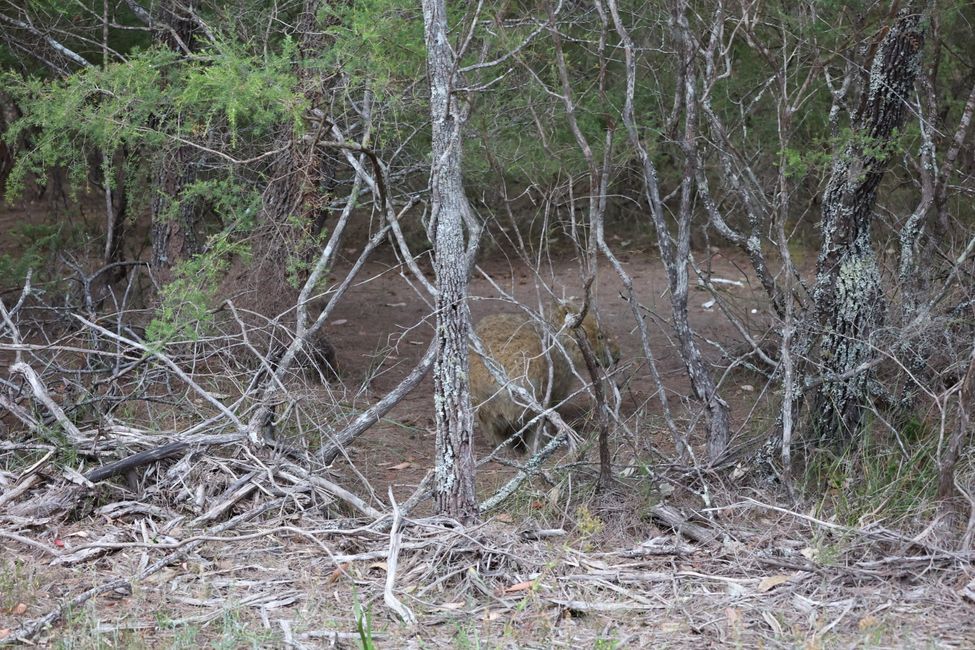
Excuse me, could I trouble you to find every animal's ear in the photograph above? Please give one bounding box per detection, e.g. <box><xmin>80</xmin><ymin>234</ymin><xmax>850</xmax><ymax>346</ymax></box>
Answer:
<box><xmin>551</xmin><ymin>301</ymin><xmax>569</xmax><ymax>322</ymax></box>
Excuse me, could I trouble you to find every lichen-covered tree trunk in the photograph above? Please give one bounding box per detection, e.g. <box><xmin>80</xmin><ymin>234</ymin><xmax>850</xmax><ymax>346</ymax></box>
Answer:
<box><xmin>422</xmin><ymin>0</ymin><xmax>477</xmax><ymax>524</ymax></box>
<box><xmin>813</xmin><ymin>10</ymin><xmax>926</xmax><ymax>445</ymax></box>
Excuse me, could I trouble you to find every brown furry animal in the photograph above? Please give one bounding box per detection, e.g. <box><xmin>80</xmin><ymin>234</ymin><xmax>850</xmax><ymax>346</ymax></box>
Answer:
<box><xmin>297</xmin><ymin>328</ymin><xmax>339</xmax><ymax>382</ymax></box>
<box><xmin>469</xmin><ymin>303</ymin><xmax>620</xmax><ymax>454</ymax></box>
<box><xmin>258</xmin><ymin>328</ymin><xmax>338</xmax><ymax>383</ymax></box>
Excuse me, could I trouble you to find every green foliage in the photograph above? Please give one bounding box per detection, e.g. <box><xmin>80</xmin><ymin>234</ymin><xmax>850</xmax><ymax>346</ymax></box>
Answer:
<box><xmin>2</xmin><ymin>34</ymin><xmax>303</xmax><ymax>333</ymax></box>
<box><xmin>2</xmin><ymin>52</ymin><xmax>170</xmax><ymax>199</ymax></box>
<box><xmin>176</xmin><ymin>177</ymin><xmax>262</xmax><ymax>233</ymax></box>
<box><xmin>178</xmin><ymin>39</ymin><xmax>305</xmax><ymax>145</ymax></box>
<box><xmin>573</xmin><ymin>504</ymin><xmax>605</xmax><ymax>551</ymax></box>
<box><xmin>807</xmin><ymin>415</ymin><xmax>939</xmax><ymax>526</ymax></box>
<box><xmin>353</xmin><ymin>597</ymin><xmax>376</xmax><ymax>650</ymax></box>
<box><xmin>0</xmin><ymin>222</ymin><xmax>82</xmax><ymax>287</ymax></box>
<box><xmin>145</xmin><ymin>234</ymin><xmax>250</xmax><ymax>345</ymax></box>
<box><xmin>3</xmin><ymin>38</ymin><xmax>303</xmax><ymax>201</ymax></box>
<box><xmin>780</xmin><ymin>145</ymin><xmax>832</xmax><ymax>181</ymax></box>
<box><xmin>452</xmin><ymin>622</ymin><xmax>482</xmax><ymax>649</ymax></box>
<box><xmin>322</xmin><ymin>0</ymin><xmax>426</xmax><ymax>91</ymax></box>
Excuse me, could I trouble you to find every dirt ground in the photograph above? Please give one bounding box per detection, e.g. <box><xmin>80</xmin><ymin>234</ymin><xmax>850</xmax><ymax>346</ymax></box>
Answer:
<box><xmin>1</xmin><ymin>196</ymin><xmax>973</xmax><ymax>648</ymax></box>
<box><xmin>315</xmin><ymin>239</ymin><xmax>767</xmax><ymax>506</ymax></box>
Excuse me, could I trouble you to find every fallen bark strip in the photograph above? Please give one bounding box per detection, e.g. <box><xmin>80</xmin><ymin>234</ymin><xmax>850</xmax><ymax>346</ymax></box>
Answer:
<box><xmin>277</xmin><ymin>465</ymin><xmax>384</xmax><ymax>520</ymax></box>
<box><xmin>1</xmin><ymin>497</ymin><xmax>286</xmax><ymax>646</ymax></box>
<box><xmin>0</xmin><ymin>530</ymin><xmax>62</xmax><ymax>558</ymax></box>
<box><xmin>0</xmin><ymin>451</ymin><xmax>50</xmax><ymax>511</ymax></box>
<box><xmin>10</xmin><ymin>363</ymin><xmax>86</xmax><ymax>444</ymax></box>
<box><xmin>648</xmin><ymin>504</ymin><xmax>718</xmax><ymax>545</ymax></box>
<box><xmin>190</xmin><ymin>470</ymin><xmax>260</xmax><ymax>526</ymax></box>
<box><xmin>382</xmin><ymin>492</ymin><xmax>415</xmax><ymax>625</ymax></box>
<box><xmin>83</xmin><ymin>441</ymin><xmax>189</xmax><ymax>483</ymax></box>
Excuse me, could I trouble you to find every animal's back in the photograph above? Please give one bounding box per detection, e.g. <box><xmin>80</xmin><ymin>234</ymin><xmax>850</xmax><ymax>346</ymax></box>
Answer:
<box><xmin>469</xmin><ymin>312</ymin><xmax>569</xmax><ymax>452</ymax></box>
<box><xmin>469</xmin><ymin>304</ymin><xmax>620</xmax><ymax>454</ymax></box>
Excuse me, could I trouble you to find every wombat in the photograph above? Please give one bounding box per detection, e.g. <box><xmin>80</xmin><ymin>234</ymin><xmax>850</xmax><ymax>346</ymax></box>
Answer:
<box><xmin>259</xmin><ymin>328</ymin><xmax>338</xmax><ymax>383</ymax></box>
<box><xmin>469</xmin><ymin>303</ymin><xmax>620</xmax><ymax>454</ymax></box>
<box><xmin>306</xmin><ymin>330</ymin><xmax>339</xmax><ymax>381</ymax></box>
<box><xmin>298</xmin><ymin>328</ymin><xmax>339</xmax><ymax>382</ymax></box>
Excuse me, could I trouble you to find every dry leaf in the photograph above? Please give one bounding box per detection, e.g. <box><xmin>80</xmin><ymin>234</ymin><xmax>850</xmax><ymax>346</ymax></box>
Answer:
<box><xmin>725</xmin><ymin>607</ymin><xmax>742</xmax><ymax>630</ymax></box>
<box><xmin>0</xmin><ymin>629</ymin><xmax>10</xmax><ymax>640</ymax></box>
<box><xmin>368</xmin><ymin>562</ymin><xmax>388</xmax><ymax>572</ymax></box>
<box><xmin>10</xmin><ymin>603</ymin><xmax>27</xmax><ymax>616</ymax></box>
<box><xmin>385</xmin><ymin>302</ymin><xmax>407</xmax><ymax>308</ymax></box>
<box><xmin>757</xmin><ymin>574</ymin><xmax>791</xmax><ymax>592</ymax></box>
<box><xmin>389</xmin><ymin>462</ymin><xmax>413</xmax><ymax>470</ymax></box>
<box><xmin>494</xmin><ymin>513</ymin><xmax>514</xmax><ymax>523</ymax></box>
<box><xmin>504</xmin><ymin>581</ymin><xmax>534</xmax><ymax>594</ymax></box>
<box><xmin>858</xmin><ymin>615</ymin><xmax>879</xmax><ymax>630</ymax></box>
<box><xmin>326</xmin><ymin>562</ymin><xmax>351</xmax><ymax>583</ymax></box>
<box><xmin>332</xmin><ymin>319</ymin><xmax>348</xmax><ymax>326</ymax></box>
<box><xmin>762</xmin><ymin>611</ymin><xmax>783</xmax><ymax>636</ymax></box>
<box><xmin>439</xmin><ymin>602</ymin><xmax>465</xmax><ymax>610</ymax></box>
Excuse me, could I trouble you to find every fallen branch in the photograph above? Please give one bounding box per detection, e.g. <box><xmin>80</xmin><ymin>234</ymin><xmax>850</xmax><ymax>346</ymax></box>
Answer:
<box><xmin>10</xmin><ymin>363</ymin><xmax>86</xmax><ymax>445</ymax></box>
<box><xmin>648</xmin><ymin>504</ymin><xmax>718</xmax><ymax>545</ymax></box>
<box><xmin>2</xmin><ymin>497</ymin><xmax>286</xmax><ymax>645</ymax></box>
<box><xmin>383</xmin><ymin>491</ymin><xmax>416</xmax><ymax>625</ymax></box>
<box><xmin>319</xmin><ymin>338</ymin><xmax>437</xmax><ymax>465</ymax></box>
<box><xmin>278</xmin><ymin>464</ymin><xmax>384</xmax><ymax>520</ymax></box>
<box><xmin>83</xmin><ymin>441</ymin><xmax>189</xmax><ymax>483</ymax></box>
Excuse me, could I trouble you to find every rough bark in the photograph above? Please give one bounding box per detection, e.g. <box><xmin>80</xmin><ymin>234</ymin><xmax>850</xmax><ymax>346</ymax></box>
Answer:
<box><xmin>149</xmin><ymin>146</ymin><xmax>203</xmax><ymax>281</ymax></box>
<box><xmin>422</xmin><ymin>0</ymin><xmax>478</xmax><ymax>524</ymax></box>
<box><xmin>813</xmin><ymin>9</ymin><xmax>926</xmax><ymax>446</ymax></box>
<box><xmin>146</xmin><ymin>0</ymin><xmax>202</xmax><ymax>281</ymax></box>
<box><xmin>0</xmin><ymin>98</ymin><xmax>12</xmax><ymax>191</ymax></box>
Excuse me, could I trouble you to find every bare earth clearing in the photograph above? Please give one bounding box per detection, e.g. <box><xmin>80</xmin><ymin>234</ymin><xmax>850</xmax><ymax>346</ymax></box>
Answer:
<box><xmin>1</xmin><ymin>199</ymin><xmax>973</xmax><ymax>648</ymax></box>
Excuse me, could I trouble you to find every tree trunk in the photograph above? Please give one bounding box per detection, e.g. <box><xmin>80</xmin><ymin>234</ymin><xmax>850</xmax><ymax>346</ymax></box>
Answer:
<box><xmin>608</xmin><ymin>0</ymin><xmax>730</xmax><ymax>462</ymax></box>
<box><xmin>146</xmin><ymin>0</ymin><xmax>201</xmax><ymax>281</ymax></box>
<box><xmin>256</xmin><ymin>0</ymin><xmax>335</xmax><ymax>294</ymax></box>
<box><xmin>149</xmin><ymin>146</ymin><xmax>202</xmax><ymax>282</ymax></box>
<box><xmin>422</xmin><ymin>0</ymin><xmax>477</xmax><ymax>525</ymax></box>
<box><xmin>813</xmin><ymin>9</ymin><xmax>926</xmax><ymax>446</ymax></box>
<box><xmin>96</xmin><ymin>147</ymin><xmax>128</xmax><ymax>283</ymax></box>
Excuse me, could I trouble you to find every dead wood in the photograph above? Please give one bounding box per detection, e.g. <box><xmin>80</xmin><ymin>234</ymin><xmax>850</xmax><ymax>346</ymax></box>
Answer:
<box><xmin>83</xmin><ymin>441</ymin><xmax>189</xmax><ymax>483</ymax></box>
<box><xmin>1</xmin><ymin>497</ymin><xmax>286</xmax><ymax>646</ymax></box>
<box><xmin>648</xmin><ymin>504</ymin><xmax>719</xmax><ymax>545</ymax></box>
